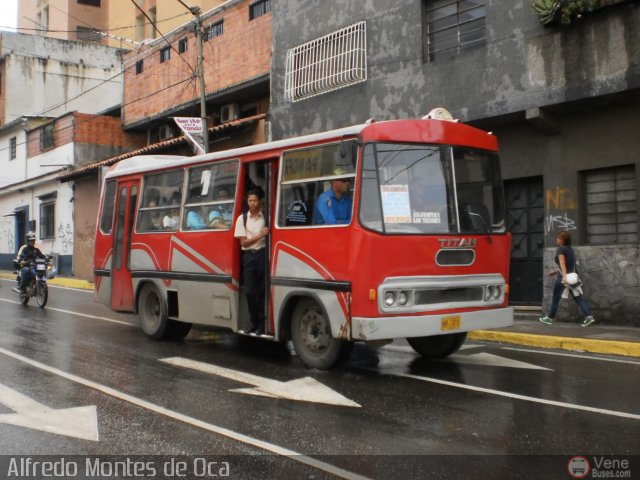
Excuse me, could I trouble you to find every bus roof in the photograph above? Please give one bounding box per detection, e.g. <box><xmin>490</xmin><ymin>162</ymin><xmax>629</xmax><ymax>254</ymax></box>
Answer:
<box><xmin>104</xmin><ymin>117</ymin><xmax>497</xmax><ymax>180</ymax></box>
<box><xmin>104</xmin><ymin>123</ymin><xmax>367</xmax><ymax>180</ymax></box>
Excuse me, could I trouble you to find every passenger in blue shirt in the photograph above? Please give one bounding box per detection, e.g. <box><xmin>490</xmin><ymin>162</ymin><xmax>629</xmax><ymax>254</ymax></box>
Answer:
<box><xmin>314</xmin><ymin>175</ymin><xmax>353</xmax><ymax>225</ymax></box>
<box><xmin>186</xmin><ymin>208</ymin><xmax>207</xmax><ymax>229</ymax></box>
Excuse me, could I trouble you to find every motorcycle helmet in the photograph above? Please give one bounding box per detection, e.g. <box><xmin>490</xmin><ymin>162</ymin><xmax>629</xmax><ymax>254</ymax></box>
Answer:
<box><xmin>26</xmin><ymin>232</ymin><xmax>36</xmax><ymax>242</ymax></box>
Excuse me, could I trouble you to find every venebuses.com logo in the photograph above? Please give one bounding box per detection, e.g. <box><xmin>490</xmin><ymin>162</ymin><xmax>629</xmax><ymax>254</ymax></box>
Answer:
<box><xmin>568</xmin><ymin>456</ymin><xmax>632</xmax><ymax>478</ymax></box>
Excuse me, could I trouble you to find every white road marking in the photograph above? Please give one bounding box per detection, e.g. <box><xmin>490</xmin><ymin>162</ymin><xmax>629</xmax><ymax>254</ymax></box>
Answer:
<box><xmin>501</xmin><ymin>346</ymin><xmax>640</xmax><ymax>366</ymax></box>
<box><xmin>0</xmin><ymin>347</ymin><xmax>370</xmax><ymax>480</ymax></box>
<box><xmin>0</xmin><ymin>382</ymin><xmax>98</xmax><ymax>441</ymax></box>
<box><xmin>161</xmin><ymin>357</ymin><xmax>361</xmax><ymax>407</ymax></box>
<box><xmin>397</xmin><ymin>371</ymin><xmax>640</xmax><ymax>421</ymax></box>
<box><xmin>443</xmin><ymin>352</ymin><xmax>552</xmax><ymax>370</ymax></box>
<box><xmin>382</xmin><ymin>345</ymin><xmax>551</xmax><ymax>370</ymax></box>
<box><xmin>0</xmin><ymin>298</ymin><xmax>133</xmax><ymax>326</ymax></box>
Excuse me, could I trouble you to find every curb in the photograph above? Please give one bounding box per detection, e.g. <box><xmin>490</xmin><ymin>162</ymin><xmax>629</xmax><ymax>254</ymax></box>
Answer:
<box><xmin>0</xmin><ymin>273</ymin><xmax>93</xmax><ymax>291</ymax></box>
<box><xmin>469</xmin><ymin>330</ymin><xmax>640</xmax><ymax>359</ymax></box>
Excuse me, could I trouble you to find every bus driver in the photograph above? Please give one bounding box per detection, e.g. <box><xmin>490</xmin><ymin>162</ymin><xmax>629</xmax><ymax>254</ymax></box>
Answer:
<box><xmin>314</xmin><ymin>168</ymin><xmax>352</xmax><ymax>225</ymax></box>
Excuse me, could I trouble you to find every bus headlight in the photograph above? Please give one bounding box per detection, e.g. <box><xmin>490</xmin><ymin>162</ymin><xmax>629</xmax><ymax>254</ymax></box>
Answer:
<box><xmin>493</xmin><ymin>285</ymin><xmax>502</xmax><ymax>300</ymax></box>
<box><xmin>398</xmin><ymin>291</ymin><xmax>409</xmax><ymax>306</ymax></box>
<box><xmin>384</xmin><ymin>291</ymin><xmax>396</xmax><ymax>307</ymax></box>
<box><xmin>485</xmin><ymin>285</ymin><xmax>494</xmax><ymax>301</ymax></box>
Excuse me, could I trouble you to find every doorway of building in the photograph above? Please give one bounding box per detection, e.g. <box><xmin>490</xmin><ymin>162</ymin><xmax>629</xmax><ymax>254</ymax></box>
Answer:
<box><xmin>14</xmin><ymin>207</ymin><xmax>29</xmax><ymax>255</ymax></box>
<box><xmin>505</xmin><ymin>177</ymin><xmax>544</xmax><ymax>305</ymax></box>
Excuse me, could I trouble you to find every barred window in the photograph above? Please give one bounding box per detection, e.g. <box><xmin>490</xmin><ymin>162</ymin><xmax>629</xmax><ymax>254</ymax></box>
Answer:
<box><xmin>424</xmin><ymin>0</ymin><xmax>486</xmax><ymax>61</ymax></box>
<box><xmin>9</xmin><ymin>137</ymin><xmax>16</xmax><ymax>160</ymax></box>
<box><xmin>40</xmin><ymin>124</ymin><xmax>54</xmax><ymax>150</ymax></box>
<box><xmin>584</xmin><ymin>165</ymin><xmax>637</xmax><ymax>244</ymax></box>
<box><xmin>285</xmin><ymin>21</ymin><xmax>367</xmax><ymax>103</ymax></box>
<box><xmin>76</xmin><ymin>26</ymin><xmax>102</xmax><ymax>43</ymax></box>
<box><xmin>40</xmin><ymin>201</ymin><xmax>55</xmax><ymax>239</ymax></box>
<box><xmin>249</xmin><ymin>0</ymin><xmax>271</xmax><ymax>20</ymax></box>
<box><xmin>204</xmin><ymin>20</ymin><xmax>224</xmax><ymax>41</ymax></box>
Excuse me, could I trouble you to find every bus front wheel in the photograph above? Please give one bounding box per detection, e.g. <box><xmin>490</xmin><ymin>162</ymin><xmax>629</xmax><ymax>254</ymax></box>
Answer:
<box><xmin>291</xmin><ymin>298</ymin><xmax>353</xmax><ymax>370</ymax></box>
<box><xmin>407</xmin><ymin>332</ymin><xmax>467</xmax><ymax>358</ymax></box>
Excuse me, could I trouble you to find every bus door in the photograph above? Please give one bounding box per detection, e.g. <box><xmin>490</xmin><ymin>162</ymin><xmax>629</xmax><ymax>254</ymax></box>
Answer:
<box><xmin>236</xmin><ymin>159</ymin><xmax>277</xmax><ymax>333</ymax></box>
<box><xmin>111</xmin><ymin>180</ymin><xmax>138</xmax><ymax>312</ymax></box>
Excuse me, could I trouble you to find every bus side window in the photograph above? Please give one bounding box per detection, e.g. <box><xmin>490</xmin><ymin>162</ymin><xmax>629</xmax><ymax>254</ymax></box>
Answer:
<box><xmin>283</xmin><ymin>183</ymin><xmax>315</xmax><ymax>226</ymax></box>
<box><xmin>99</xmin><ymin>180</ymin><xmax>118</xmax><ymax>234</ymax></box>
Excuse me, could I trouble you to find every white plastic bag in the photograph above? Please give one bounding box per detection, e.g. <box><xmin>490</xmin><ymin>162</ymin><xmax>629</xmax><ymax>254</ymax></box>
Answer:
<box><xmin>565</xmin><ymin>272</ymin><xmax>579</xmax><ymax>285</ymax></box>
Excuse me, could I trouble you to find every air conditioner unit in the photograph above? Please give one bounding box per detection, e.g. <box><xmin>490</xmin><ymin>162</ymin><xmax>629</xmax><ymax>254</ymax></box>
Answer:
<box><xmin>220</xmin><ymin>103</ymin><xmax>239</xmax><ymax>123</ymax></box>
<box><xmin>158</xmin><ymin>125</ymin><xmax>173</xmax><ymax>141</ymax></box>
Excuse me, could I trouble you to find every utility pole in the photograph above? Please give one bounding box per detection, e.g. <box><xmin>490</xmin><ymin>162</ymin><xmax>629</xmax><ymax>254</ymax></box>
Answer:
<box><xmin>191</xmin><ymin>6</ymin><xmax>209</xmax><ymax>153</ymax></box>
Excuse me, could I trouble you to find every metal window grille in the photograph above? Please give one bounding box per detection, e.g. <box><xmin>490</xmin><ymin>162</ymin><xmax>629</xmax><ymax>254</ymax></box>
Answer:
<box><xmin>426</xmin><ymin>0</ymin><xmax>486</xmax><ymax>61</ymax></box>
<box><xmin>40</xmin><ymin>202</ymin><xmax>55</xmax><ymax>239</ymax></box>
<box><xmin>160</xmin><ymin>47</ymin><xmax>171</xmax><ymax>63</ymax></box>
<box><xmin>204</xmin><ymin>20</ymin><xmax>224</xmax><ymax>41</ymax></box>
<box><xmin>585</xmin><ymin>165</ymin><xmax>638</xmax><ymax>245</ymax></box>
<box><xmin>249</xmin><ymin>0</ymin><xmax>271</xmax><ymax>20</ymax></box>
<box><xmin>9</xmin><ymin>137</ymin><xmax>16</xmax><ymax>160</ymax></box>
<box><xmin>76</xmin><ymin>26</ymin><xmax>102</xmax><ymax>43</ymax></box>
<box><xmin>285</xmin><ymin>21</ymin><xmax>367</xmax><ymax>103</ymax></box>
<box><xmin>40</xmin><ymin>124</ymin><xmax>54</xmax><ymax>150</ymax></box>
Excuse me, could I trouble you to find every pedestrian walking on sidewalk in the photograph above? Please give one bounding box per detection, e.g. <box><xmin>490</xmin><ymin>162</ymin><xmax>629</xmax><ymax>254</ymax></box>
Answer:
<box><xmin>539</xmin><ymin>231</ymin><xmax>596</xmax><ymax>327</ymax></box>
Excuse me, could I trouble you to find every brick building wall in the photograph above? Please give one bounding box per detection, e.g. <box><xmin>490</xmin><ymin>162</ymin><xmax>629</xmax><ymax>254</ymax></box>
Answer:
<box><xmin>26</xmin><ymin>113</ymin><xmax>146</xmax><ymax>159</ymax></box>
<box><xmin>122</xmin><ymin>0</ymin><xmax>271</xmax><ymax>127</ymax></box>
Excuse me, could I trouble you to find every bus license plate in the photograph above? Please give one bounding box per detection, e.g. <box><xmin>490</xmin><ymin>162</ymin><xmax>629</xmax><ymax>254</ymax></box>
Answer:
<box><xmin>441</xmin><ymin>315</ymin><xmax>461</xmax><ymax>331</ymax></box>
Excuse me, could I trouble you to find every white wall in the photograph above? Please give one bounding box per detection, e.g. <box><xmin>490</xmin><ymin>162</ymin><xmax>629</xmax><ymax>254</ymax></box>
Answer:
<box><xmin>2</xmin><ymin>32</ymin><xmax>122</xmax><ymax>123</ymax></box>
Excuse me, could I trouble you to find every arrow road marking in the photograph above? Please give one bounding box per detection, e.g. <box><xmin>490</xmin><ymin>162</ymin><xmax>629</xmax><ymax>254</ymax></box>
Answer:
<box><xmin>442</xmin><ymin>352</ymin><xmax>552</xmax><ymax>370</ymax></box>
<box><xmin>0</xmin><ymin>347</ymin><xmax>369</xmax><ymax>480</ymax></box>
<box><xmin>0</xmin><ymin>383</ymin><xmax>98</xmax><ymax>441</ymax></box>
<box><xmin>160</xmin><ymin>357</ymin><xmax>361</xmax><ymax>408</ymax></box>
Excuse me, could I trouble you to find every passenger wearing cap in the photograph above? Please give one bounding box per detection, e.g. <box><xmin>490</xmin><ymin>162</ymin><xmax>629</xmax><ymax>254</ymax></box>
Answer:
<box><xmin>14</xmin><ymin>232</ymin><xmax>47</xmax><ymax>293</ymax></box>
<box><xmin>314</xmin><ymin>167</ymin><xmax>353</xmax><ymax>225</ymax></box>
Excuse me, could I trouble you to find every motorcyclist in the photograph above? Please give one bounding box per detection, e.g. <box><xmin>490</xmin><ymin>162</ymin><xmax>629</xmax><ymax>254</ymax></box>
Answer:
<box><xmin>13</xmin><ymin>232</ymin><xmax>47</xmax><ymax>293</ymax></box>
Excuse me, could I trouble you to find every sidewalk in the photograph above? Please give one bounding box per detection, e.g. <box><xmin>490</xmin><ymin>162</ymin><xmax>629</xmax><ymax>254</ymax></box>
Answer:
<box><xmin>470</xmin><ymin>308</ymin><xmax>640</xmax><ymax>359</ymax></box>
<box><xmin>3</xmin><ymin>272</ymin><xmax>638</xmax><ymax>358</ymax></box>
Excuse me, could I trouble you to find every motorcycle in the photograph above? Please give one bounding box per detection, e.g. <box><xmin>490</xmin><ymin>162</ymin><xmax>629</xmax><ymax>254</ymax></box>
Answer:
<box><xmin>13</xmin><ymin>256</ymin><xmax>55</xmax><ymax>308</ymax></box>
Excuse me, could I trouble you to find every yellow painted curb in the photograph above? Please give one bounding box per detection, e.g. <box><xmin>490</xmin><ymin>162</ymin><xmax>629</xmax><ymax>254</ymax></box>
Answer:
<box><xmin>0</xmin><ymin>272</ymin><xmax>93</xmax><ymax>290</ymax></box>
<box><xmin>469</xmin><ymin>330</ymin><xmax>640</xmax><ymax>358</ymax></box>
<box><xmin>48</xmin><ymin>277</ymin><xmax>94</xmax><ymax>290</ymax></box>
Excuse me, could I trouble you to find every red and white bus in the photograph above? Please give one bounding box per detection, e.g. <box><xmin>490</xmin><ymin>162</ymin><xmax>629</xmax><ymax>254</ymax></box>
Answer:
<box><xmin>94</xmin><ymin>109</ymin><xmax>513</xmax><ymax>369</ymax></box>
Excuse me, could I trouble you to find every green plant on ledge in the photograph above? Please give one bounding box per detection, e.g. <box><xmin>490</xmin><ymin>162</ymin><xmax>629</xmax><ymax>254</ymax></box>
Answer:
<box><xmin>532</xmin><ymin>0</ymin><xmax>598</xmax><ymax>25</ymax></box>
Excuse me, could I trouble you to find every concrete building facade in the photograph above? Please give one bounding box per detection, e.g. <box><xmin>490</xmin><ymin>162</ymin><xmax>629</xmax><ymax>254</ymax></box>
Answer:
<box><xmin>0</xmin><ymin>32</ymin><xmax>123</xmax><ymax>125</ymax></box>
<box><xmin>269</xmin><ymin>0</ymin><xmax>640</xmax><ymax>326</ymax></box>
<box><xmin>0</xmin><ymin>112</ymin><xmax>145</xmax><ymax>276</ymax></box>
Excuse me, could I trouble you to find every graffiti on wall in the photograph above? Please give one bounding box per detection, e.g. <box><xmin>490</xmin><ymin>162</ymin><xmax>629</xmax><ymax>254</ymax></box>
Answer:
<box><xmin>77</xmin><ymin>221</ymin><xmax>96</xmax><ymax>252</ymax></box>
<box><xmin>545</xmin><ymin>213</ymin><xmax>577</xmax><ymax>233</ymax></box>
<box><xmin>58</xmin><ymin>223</ymin><xmax>73</xmax><ymax>253</ymax></box>
<box><xmin>545</xmin><ymin>186</ymin><xmax>578</xmax><ymax>235</ymax></box>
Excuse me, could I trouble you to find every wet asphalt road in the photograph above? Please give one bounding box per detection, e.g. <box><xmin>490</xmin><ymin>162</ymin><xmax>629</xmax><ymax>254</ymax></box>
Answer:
<box><xmin>0</xmin><ymin>279</ymin><xmax>638</xmax><ymax>479</ymax></box>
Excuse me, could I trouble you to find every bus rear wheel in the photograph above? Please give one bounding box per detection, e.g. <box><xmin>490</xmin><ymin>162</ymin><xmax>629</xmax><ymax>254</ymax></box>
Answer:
<box><xmin>139</xmin><ymin>284</ymin><xmax>170</xmax><ymax>340</ymax></box>
<box><xmin>407</xmin><ymin>332</ymin><xmax>467</xmax><ymax>358</ymax></box>
<box><xmin>139</xmin><ymin>284</ymin><xmax>192</xmax><ymax>340</ymax></box>
<box><xmin>291</xmin><ymin>298</ymin><xmax>353</xmax><ymax>370</ymax></box>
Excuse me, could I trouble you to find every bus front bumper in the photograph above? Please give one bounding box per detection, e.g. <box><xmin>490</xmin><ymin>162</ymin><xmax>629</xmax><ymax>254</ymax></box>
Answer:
<box><xmin>351</xmin><ymin>307</ymin><xmax>514</xmax><ymax>341</ymax></box>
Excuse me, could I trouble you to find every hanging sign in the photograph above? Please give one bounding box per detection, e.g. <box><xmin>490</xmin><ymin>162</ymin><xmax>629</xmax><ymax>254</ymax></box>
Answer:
<box><xmin>173</xmin><ymin>117</ymin><xmax>206</xmax><ymax>155</ymax></box>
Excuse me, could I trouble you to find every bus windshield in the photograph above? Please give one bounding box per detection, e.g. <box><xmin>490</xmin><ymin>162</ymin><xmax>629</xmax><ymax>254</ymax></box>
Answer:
<box><xmin>360</xmin><ymin>143</ymin><xmax>506</xmax><ymax>234</ymax></box>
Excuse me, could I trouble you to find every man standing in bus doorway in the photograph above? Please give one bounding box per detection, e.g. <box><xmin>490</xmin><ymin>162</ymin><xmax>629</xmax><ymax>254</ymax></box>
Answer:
<box><xmin>314</xmin><ymin>167</ymin><xmax>353</xmax><ymax>225</ymax></box>
<box><xmin>234</xmin><ymin>188</ymin><xmax>269</xmax><ymax>335</ymax></box>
